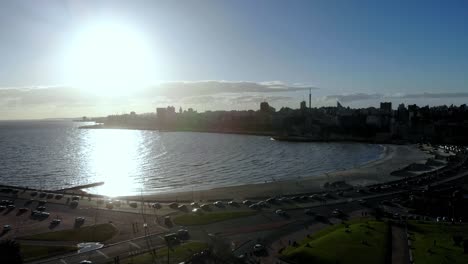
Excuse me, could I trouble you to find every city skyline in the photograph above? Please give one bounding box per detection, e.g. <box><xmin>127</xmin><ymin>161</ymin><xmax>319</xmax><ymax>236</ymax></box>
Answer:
<box><xmin>1</xmin><ymin>0</ymin><xmax>468</xmax><ymax>119</ymax></box>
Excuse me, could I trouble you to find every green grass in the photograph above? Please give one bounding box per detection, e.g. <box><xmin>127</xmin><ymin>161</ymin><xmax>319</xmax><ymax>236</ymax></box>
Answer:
<box><xmin>131</xmin><ymin>242</ymin><xmax>207</xmax><ymax>264</ymax></box>
<box><xmin>173</xmin><ymin>211</ymin><xmax>256</xmax><ymax>225</ymax></box>
<box><xmin>282</xmin><ymin>219</ymin><xmax>389</xmax><ymax>264</ymax></box>
<box><xmin>20</xmin><ymin>223</ymin><xmax>118</xmax><ymax>242</ymax></box>
<box><xmin>21</xmin><ymin>245</ymin><xmax>77</xmax><ymax>262</ymax></box>
<box><xmin>408</xmin><ymin>221</ymin><xmax>468</xmax><ymax>264</ymax></box>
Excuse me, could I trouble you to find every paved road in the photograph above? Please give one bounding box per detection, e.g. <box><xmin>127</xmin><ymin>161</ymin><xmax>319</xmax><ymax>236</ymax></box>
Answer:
<box><xmin>391</xmin><ymin>224</ymin><xmax>409</xmax><ymax>264</ymax></box>
<box><xmin>28</xmin><ymin>155</ymin><xmax>468</xmax><ymax>264</ymax></box>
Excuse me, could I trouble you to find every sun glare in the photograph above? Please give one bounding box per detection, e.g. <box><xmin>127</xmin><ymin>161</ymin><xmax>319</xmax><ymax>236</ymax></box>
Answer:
<box><xmin>67</xmin><ymin>21</ymin><xmax>155</xmax><ymax>96</ymax></box>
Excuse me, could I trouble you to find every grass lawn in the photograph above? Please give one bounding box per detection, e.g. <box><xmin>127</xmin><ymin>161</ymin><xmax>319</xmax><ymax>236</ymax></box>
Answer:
<box><xmin>281</xmin><ymin>219</ymin><xmax>390</xmax><ymax>264</ymax></box>
<box><xmin>130</xmin><ymin>242</ymin><xmax>207</xmax><ymax>264</ymax></box>
<box><xmin>408</xmin><ymin>221</ymin><xmax>468</xmax><ymax>264</ymax></box>
<box><xmin>173</xmin><ymin>211</ymin><xmax>256</xmax><ymax>225</ymax></box>
<box><xmin>20</xmin><ymin>223</ymin><xmax>118</xmax><ymax>242</ymax></box>
<box><xmin>21</xmin><ymin>245</ymin><xmax>77</xmax><ymax>262</ymax></box>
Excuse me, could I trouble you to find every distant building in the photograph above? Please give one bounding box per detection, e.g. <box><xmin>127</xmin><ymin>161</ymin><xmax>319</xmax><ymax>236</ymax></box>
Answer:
<box><xmin>300</xmin><ymin>101</ymin><xmax>307</xmax><ymax>110</ymax></box>
<box><xmin>156</xmin><ymin>106</ymin><xmax>176</xmax><ymax>124</ymax></box>
<box><xmin>380</xmin><ymin>102</ymin><xmax>392</xmax><ymax>113</ymax></box>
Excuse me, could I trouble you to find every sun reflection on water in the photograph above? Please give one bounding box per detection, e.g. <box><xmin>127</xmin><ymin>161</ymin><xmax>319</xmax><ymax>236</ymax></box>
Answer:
<box><xmin>83</xmin><ymin>129</ymin><xmax>143</xmax><ymax>197</ymax></box>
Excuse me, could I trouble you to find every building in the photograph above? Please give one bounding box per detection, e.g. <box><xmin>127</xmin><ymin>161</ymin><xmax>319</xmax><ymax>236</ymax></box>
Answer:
<box><xmin>300</xmin><ymin>101</ymin><xmax>307</xmax><ymax>110</ymax></box>
<box><xmin>380</xmin><ymin>102</ymin><xmax>392</xmax><ymax>113</ymax></box>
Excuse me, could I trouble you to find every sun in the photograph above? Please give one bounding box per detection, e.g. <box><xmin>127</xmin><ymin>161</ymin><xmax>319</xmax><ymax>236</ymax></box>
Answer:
<box><xmin>67</xmin><ymin>21</ymin><xmax>154</xmax><ymax>96</ymax></box>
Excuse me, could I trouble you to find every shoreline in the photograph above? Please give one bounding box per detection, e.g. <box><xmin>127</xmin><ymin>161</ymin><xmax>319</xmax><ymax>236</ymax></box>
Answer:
<box><xmin>116</xmin><ymin>144</ymin><xmax>432</xmax><ymax>202</ymax></box>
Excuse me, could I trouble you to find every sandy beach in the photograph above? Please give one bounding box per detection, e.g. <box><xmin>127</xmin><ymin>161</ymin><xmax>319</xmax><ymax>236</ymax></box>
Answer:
<box><xmin>118</xmin><ymin>144</ymin><xmax>433</xmax><ymax>202</ymax></box>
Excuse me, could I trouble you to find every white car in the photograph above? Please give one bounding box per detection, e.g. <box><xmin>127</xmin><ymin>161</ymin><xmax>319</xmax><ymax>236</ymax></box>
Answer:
<box><xmin>3</xmin><ymin>225</ymin><xmax>11</xmax><ymax>231</ymax></box>
<box><xmin>213</xmin><ymin>201</ymin><xmax>224</xmax><ymax>207</ymax></box>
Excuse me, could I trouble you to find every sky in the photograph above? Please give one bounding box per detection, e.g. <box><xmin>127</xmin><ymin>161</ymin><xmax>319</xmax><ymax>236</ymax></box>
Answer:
<box><xmin>1</xmin><ymin>0</ymin><xmax>468</xmax><ymax>119</ymax></box>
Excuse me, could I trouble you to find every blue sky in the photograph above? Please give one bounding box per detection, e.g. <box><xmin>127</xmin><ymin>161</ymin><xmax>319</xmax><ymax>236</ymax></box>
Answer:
<box><xmin>1</xmin><ymin>0</ymin><xmax>468</xmax><ymax>119</ymax></box>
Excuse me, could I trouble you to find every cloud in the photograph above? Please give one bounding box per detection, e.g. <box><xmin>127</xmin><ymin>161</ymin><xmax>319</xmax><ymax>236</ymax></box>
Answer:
<box><xmin>0</xmin><ymin>81</ymin><xmax>311</xmax><ymax>118</ymax></box>
<box><xmin>326</xmin><ymin>92</ymin><xmax>468</xmax><ymax>103</ymax></box>
<box><xmin>396</xmin><ymin>92</ymin><xmax>468</xmax><ymax>99</ymax></box>
<box><xmin>325</xmin><ymin>93</ymin><xmax>384</xmax><ymax>103</ymax></box>
<box><xmin>144</xmin><ymin>80</ymin><xmax>318</xmax><ymax>98</ymax></box>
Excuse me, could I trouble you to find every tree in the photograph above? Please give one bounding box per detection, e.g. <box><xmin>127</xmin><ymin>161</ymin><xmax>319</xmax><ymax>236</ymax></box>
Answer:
<box><xmin>0</xmin><ymin>239</ymin><xmax>23</xmax><ymax>264</ymax></box>
<box><xmin>453</xmin><ymin>235</ymin><xmax>463</xmax><ymax>247</ymax></box>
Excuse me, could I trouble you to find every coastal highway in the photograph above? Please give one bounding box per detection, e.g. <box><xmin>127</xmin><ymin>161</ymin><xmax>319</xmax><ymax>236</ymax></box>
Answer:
<box><xmin>31</xmin><ymin>189</ymin><xmax>401</xmax><ymax>264</ymax></box>
<box><xmin>30</xmin><ymin>165</ymin><xmax>468</xmax><ymax>264</ymax></box>
<box><xmin>19</xmin><ymin>152</ymin><xmax>468</xmax><ymax>263</ymax></box>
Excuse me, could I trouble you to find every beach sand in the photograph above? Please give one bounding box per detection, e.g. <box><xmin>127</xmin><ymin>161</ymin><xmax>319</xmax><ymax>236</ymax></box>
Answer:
<box><xmin>118</xmin><ymin>144</ymin><xmax>432</xmax><ymax>202</ymax></box>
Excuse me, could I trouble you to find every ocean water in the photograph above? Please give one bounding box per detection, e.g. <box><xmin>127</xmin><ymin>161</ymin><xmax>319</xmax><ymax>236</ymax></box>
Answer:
<box><xmin>0</xmin><ymin>120</ymin><xmax>384</xmax><ymax>196</ymax></box>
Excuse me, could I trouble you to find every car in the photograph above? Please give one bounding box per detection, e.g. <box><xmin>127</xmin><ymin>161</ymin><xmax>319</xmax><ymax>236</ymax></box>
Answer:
<box><xmin>275</xmin><ymin>209</ymin><xmax>287</xmax><ymax>216</ymax></box>
<box><xmin>40</xmin><ymin>212</ymin><xmax>50</xmax><ymax>217</ymax></box>
<box><xmin>3</xmin><ymin>225</ymin><xmax>11</xmax><ymax>231</ymax></box>
<box><xmin>164</xmin><ymin>233</ymin><xmax>179</xmax><ymax>243</ymax></box>
<box><xmin>0</xmin><ymin>200</ymin><xmax>12</xmax><ymax>205</ymax></box>
<box><xmin>55</xmin><ymin>194</ymin><xmax>63</xmax><ymax>199</ymax></box>
<box><xmin>7</xmin><ymin>204</ymin><xmax>15</xmax><ymax>210</ymax></box>
<box><xmin>178</xmin><ymin>204</ymin><xmax>187</xmax><ymax>211</ymax></box>
<box><xmin>75</xmin><ymin>217</ymin><xmax>85</xmax><ymax>223</ymax></box>
<box><xmin>242</xmin><ymin>200</ymin><xmax>252</xmax><ymax>206</ymax></box>
<box><xmin>227</xmin><ymin>201</ymin><xmax>238</xmax><ymax>206</ymax></box>
<box><xmin>266</xmin><ymin>198</ymin><xmax>276</xmax><ymax>203</ymax></box>
<box><xmin>51</xmin><ymin>219</ymin><xmax>61</xmax><ymax>225</ymax></box>
<box><xmin>79</xmin><ymin>260</ymin><xmax>93</xmax><ymax>264</ymax></box>
<box><xmin>253</xmin><ymin>244</ymin><xmax>264</xmax><ymax>252</ymax></box>
<box><xmin>37</xmin><ymin>206</ymin><xmax>46</xmax><ymax>211</ymax></box>
<box><xmin>213</xmin><ymin>201</ymin><xmax>224</xmax><ymax>207</ymax></box>
<box><xmin>0</xmin><ymin>205</ymin><xmax>5</xmax><ymax>210</ymax></box>
<box><xmin>129</xmin><ymin>202</ymin><xmax>138</xmax><ymax>208</ymax></box>
<box><xmin>332</xmin><ymin>209</ymin><xmax>343</xmax><ymax>216</ymax></box>
<box><xmin>190</xmin><ymin>202</ymin><xmax>199</xmax><ymax>207</ymax></box>
<box><xmin>164</xmin><ymin>216</ymin><xmax>172</xmax><ymax>225</ymax></box>
<box><xmin>151</xmin><ymin>202</ymin><xmax>161</xmax><ymax>209</ymax></box>
<box><xmin>106</xmin><ymin>202</ymin><xmax>114</xmax><ymax>209</ymax></box>
<box><xmin>192</xmin><ymin>208</ymin><xmax>203</xmax><ymax>214</ymax></box>
<box><xmin>46</xmin><ymin>193</ymin><xmax>54</xmax><ymax>199</ymax></box>
<box><xmin>177</xmin><ymin>229</ymin><xmax>189</xmax><ymax>239</ymax></box>
<box><xmin>168</xmin><ymin>202</ymin><xmax>179</xmax><ymax>209</ymax></box>
<box><xmin>200</xmin><ymin>204</ymin><xmax>211</xmax><ymax>210</ymax></box>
